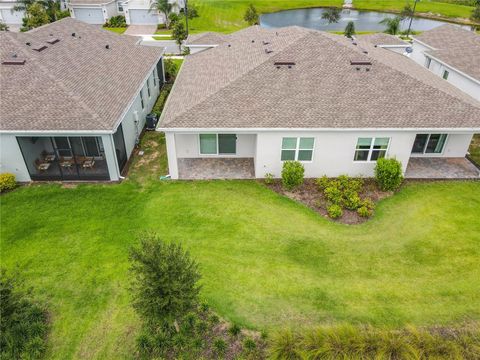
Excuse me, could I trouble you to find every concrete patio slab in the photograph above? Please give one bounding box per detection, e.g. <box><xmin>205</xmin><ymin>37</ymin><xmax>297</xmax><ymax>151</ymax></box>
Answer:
<box><xmin>405</xmin><ymin>157</ymin><xmax>479</xmax><ymax>179</ymax></box>
<box><xmin>178</xmin><ymin>158</ymin><xmax>255</xmax><ymax>179</ymax></box>
<box><xmin>124</xmin><ymin>25</ymin><xmax>157</xmax><ymax>36</ymax></box>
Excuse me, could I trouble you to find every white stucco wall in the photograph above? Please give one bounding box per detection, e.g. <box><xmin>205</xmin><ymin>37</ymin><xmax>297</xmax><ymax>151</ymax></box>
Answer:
<box><xmin>104</xmin><ymin>0</ymin><xmax>120</xmax><ymax>20</ymax></box>
<box><xmin>165</xmin><ymin>130</ymin><xmax>476</xmax><ymax>179</ymax></box>
<box><xmin>0</xmin><ymin>134</ymin><xmax>30</xmax><ymax>181</ymax></box>
<box><xmin>175</xmin><ymin>133</ymin><xmax>256</xmax><ymax>158</ymax></box>
<box><xmin>119</xmin><ymin>67</ymin><xmax>160</xmax><ymax>158</ymax></box>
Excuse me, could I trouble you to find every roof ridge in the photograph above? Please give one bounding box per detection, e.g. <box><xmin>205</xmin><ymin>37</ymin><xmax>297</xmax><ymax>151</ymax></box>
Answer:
<box><xmin>162</xmin><ymin>29</ymin><xmax>313</xmax><ymax>126</ymax></box>
<box><xmin>8</xmin><ymin>32</ymin><xmax>108</xmax><ymax>130</ymax></box>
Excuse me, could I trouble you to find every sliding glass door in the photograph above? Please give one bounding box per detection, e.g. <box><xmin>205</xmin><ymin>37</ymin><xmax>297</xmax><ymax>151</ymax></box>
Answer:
<box><xmin>17</xmin><ymin>136</ymin><xmax>110</xmax><ymax>181</ymax></box>
<box><xmin>411</xmin><ymin>134</ymin><xmax>448</xmax><ymax>155</ymax></box>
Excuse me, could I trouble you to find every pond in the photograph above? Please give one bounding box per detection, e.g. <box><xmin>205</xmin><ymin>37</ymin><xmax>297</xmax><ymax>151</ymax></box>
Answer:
<box><xmin>260</xmin><ymin>8</ymin><xmax>468</xmax><ymax>32</ymax></box>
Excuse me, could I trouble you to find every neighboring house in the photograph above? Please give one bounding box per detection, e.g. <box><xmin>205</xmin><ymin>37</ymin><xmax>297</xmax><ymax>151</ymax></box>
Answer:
<box><xmin>0</xmin><ymin>0</ymin><xmax>68</xmax><ymax>29</ymax></box>
<box><xmin>410</xmin><ymin>25</ymin><xmax>480</xmax><ymax>101</ymax></box>
<box><xmin>69</xmin><ymin>0</ymin><xmax>182</xmax><ymax>25</ymax></box>
<box><xmin>0</xmin><ymin>18</ymin><xmax>164</xmax><ymax>182</ymax></box>
<box><xmin>159</xmin><ymin>26</ymin><xmax>480</xmax><ymax>180</ymax></box>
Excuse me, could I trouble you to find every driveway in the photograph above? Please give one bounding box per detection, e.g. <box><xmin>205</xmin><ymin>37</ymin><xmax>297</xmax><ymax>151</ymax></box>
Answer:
<box><xmin>124</xmin><ymin>25</ymin><xmax>157</xmax><ymax>36</ymax></box>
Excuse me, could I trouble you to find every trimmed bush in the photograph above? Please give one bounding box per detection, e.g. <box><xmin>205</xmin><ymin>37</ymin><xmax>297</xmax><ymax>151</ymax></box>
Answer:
<box><xmin>327</xmin><ymin>204</ymin><xmax>343</xmax><ymax>219</ymax></box>
<box><xmin>342</xmin><ymin>190</ymin><xmax>361</xmax><ymax>210</ymax></box>
<box><xmin>315</xmin><ymin>175</ymin><xmax>330</xmax><ymax>191</ymax></box>
<box><xmin>337</xmin><ymin>174</ymin><xmax>363</xmax><ymax>193</ymax></box>
<box><xmin>324</xmin><ymin>184</ymin><xmax>342</xmax><ymax>204</ymax></box>
<box><xmin>103</xmin><ymin>15</ymin><xmax>126</xmax><ymax>27</ymax></box>
<box><xmin>264</xmin><ymin>173</ymin><xmax>274</xmax><ymax>185</ymax></box>
<box><xmin>374</xmin><ymin>158</ymin><xmax>403</xmax><ymax>191</ymax></box>
<box><xmin>228</xmin><ymin>323</ymin><xmax>241</xmax><ymax>337</ymax></box>
<box><xmin>213</xmin><ymin>338</ymin><xmax>227</xmax><ymax>355</ymax></box>
<box><xmin>0</xmin><ymin>173</ymin><xmax>16</xmax><ymax>192</ymax></box>
<box><xmin>357</xmin><ymin>206</ymin><xmax>372</xmax><ymax>218</ymax></box>
<box><xmin>281</xmin><ymin>161</ymin><xmax>304</xmax><ymax>190</ymax></box>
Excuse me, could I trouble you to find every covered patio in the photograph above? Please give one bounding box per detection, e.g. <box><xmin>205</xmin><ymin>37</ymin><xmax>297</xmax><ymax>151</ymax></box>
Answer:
<box><xmin>405</xmin><ymin>158</ymin><xmax>479</xmax><ymax>179</ymax></box>
<box><xmin>177</xmin><ymin>158</ymin><xmax>255</xmax><ymax>180</ymax></box>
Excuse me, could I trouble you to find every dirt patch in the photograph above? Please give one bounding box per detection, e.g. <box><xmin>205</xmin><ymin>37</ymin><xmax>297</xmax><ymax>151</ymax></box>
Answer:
<box><xmin>265</xmin><ymin>179</ymin><xmax>392</xmax><ymax>225</ymax></box>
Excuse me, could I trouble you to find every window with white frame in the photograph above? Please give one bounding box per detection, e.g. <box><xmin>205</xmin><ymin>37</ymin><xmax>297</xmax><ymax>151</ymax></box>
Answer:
<box><xmin>411</xmin><ymin>134</ymin><xmax>447</xmax><ymax>154</ymax></box>
<box><xmin>147</xmin><ymin>79</ymin><xmax>151</xmax><ymax>97</ymax></box>
<box><xmin>199</xmin><ymin>134</ymin><xmax>236</xmax><ymax>155</ymax></box>
<box><xmin>140</xmin><ymin>89</ymin><xmax>144</xmax><ymax>109</ymax></box>
<box><xmin>281</xmin><ymin>137</ymin><xmax>314</xmax><ymax>161</ymax></box>
<box><xmin>354</xmin><ymin>137</ymin><xmax>389</xmax><ymax>161</ymax></box>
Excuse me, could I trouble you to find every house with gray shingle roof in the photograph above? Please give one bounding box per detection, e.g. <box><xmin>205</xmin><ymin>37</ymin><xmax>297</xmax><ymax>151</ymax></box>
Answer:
<box><xmin>410</xmin><ymin>25</ymin><xmax>480</xmax><ymax>101</ymax></box>
<box><xmin>0</xmin><ymin>18</ymin><xmax>164</xmax><ymax>181</ymax></box>
<box><xmin>158</xmin><ymin>26</ymin><xmax>480</xmax><ymax>180</ymax></box>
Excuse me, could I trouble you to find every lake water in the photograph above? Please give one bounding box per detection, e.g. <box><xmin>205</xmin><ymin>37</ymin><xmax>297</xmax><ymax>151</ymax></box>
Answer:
<box><xmin>260</xmin><ymin>8</ymin><xmax>467</xmax><ymax>32</ymax></box>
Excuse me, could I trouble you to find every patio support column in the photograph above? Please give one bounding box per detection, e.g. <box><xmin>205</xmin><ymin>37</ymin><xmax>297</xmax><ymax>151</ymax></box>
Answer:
<box><xmin>165</xmin><ymin>132</ymin><xmax>179</xmax><ymax>179</ymax></box>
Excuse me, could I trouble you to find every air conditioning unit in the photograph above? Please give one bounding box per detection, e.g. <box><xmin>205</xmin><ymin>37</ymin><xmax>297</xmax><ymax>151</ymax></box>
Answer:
<box><xmin>145</xmin><ymin>113</ymin><xmax>158</xmax><ymax>130</ymax></box>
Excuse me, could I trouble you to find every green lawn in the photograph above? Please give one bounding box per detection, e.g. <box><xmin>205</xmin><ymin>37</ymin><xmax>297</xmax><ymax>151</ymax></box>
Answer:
<box><xmin>1</xmin><ymin>141</ymin><xmax>480</xmax><ymax>358</ymax></box>
<box><xmin>187</xmin><ymin>0</ymin><xmax>476</xmax><ymax>33</ymax></box>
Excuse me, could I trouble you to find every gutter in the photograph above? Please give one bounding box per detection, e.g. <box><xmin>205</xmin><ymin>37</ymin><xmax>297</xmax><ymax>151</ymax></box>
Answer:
<box><xmin>157</xmin><ymin>127</ymin><xmax>480</xmax><ymax>133</ymax></box>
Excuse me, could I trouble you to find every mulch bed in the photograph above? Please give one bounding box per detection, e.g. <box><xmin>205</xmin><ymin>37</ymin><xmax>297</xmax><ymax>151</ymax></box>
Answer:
<box><xmin>265</xmin><ymin>179</ymin><xmax>392</xmax><ymax>225</ymax></box>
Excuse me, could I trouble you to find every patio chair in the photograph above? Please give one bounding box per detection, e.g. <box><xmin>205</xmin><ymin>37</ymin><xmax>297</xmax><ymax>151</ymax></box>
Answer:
<box><xmin>34</xmin><ymin>159</ymin><xmax>50</xmax><ymax>171</ymax></box>
<box><xmin>82</xmin><ymin>157</ymin><xmax>95</xmax><ymax>169</ymax></box>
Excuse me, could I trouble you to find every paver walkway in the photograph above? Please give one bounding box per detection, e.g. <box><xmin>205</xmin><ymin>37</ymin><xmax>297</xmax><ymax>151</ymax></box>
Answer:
<box><xmin>405</xmin><ymin>157</ymin><xmax>479</xmax><ymax>179</ymax></box>
<box><xmin>178</xmin><ymin>158</ymin><xmax>255</xmax><ymax>179</ymax></box>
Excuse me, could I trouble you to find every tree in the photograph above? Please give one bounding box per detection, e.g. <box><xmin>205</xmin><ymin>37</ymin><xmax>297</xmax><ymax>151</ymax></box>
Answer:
<box><xmin>21</xmin><ymin>3</ymin><xmax>49</xmax><ymax>31</ymax></box>
<box><xmin>129</xmin><ymin>234</ymin><xmax>201</xmax><ymax>330</ymax></box>
<box><xmin>379</xmin><ymin>16</ymin><xmax>401</xmax><ymax>35</ymax></box>
<box><xmin>244</xmin><ymin>4</ymin><xmax>259</xmax><ymax>26</ymax></box>
<box><xmin>0</xmin><ymin>269</ymin><xmax>49</xmax><ymax>360</ymax></box>
<box><xmin>172</xmin><ymin>21</ymin><xmax>187</xmax><ymax>53</ymax></box>
<box><xmin>471</xmin><ymin>5</ymin><xmax>480</xmax><ymax>22</ymax></box>
<box><xmin>150</xmin><ymin>0</ymin><xmax>173</xmax><ymax>28</ymax></box>
<box><xmin>185</xmin><ymin>2</ymin><xmax>199</xmax><ymax>19</ymax></box>
<box><xmin>0</xmin><ymin>20</ymin><xmax>8</xmax><ymax>31</ymax></box>
<box><xmin>344</xmin><ymin>21</ymin><xmax>355</xmax><ymax>38</ymax></box>
<box><xmin>400</xmin><ymin>2</ymin><xmax>414</xmax><ymax>20</ymax></box>
<box><xmin>321</xmin><ymin>7</ymin><xmax>341</xmax><ymax>24</ymax></box>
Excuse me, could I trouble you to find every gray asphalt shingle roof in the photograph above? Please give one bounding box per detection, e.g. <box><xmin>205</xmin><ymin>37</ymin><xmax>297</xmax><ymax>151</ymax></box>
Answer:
<box><xmin>186</xmin><ymin>32</ymin><xmax>228</xmax><ymax>46</ymax></box>
<box><xmin>414</xmin><ymin>25</ymin><xmax>480</xmax><ymax>81</ymax></box>
<box><xmin>0</xmin><ymin>18</ymin><xmax>162</xmax><ymax>132</ymax></box>
<box><xmin>160</xmin><ymin>26</ymin><xmax>480</xmax><ymax>130</ymax></box>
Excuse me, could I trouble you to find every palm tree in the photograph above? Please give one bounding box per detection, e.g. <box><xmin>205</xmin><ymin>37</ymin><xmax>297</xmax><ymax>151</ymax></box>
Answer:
<box><xmin>379</xmin><ymin>16</ymin><xmax>401</xmax><ymax>35</ymax></box>
<box><xmin>150</xmin><ymin>0</ymin><xmax>173</xmax><ymax>28</ymax></box>
<box><xmin>321</xmin><ymin>7</ymin><xmax>341</xmax><ymax>24</ymax></box>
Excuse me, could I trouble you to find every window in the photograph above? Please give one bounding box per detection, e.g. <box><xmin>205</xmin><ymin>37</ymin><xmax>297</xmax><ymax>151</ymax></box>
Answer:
<box><xmin>411</xmin><ymin>134</ymin><xmax>447</xmax><ymax>154</ymax></box>
<box><xmin>153</xmin><ymin>68</ymin><xmax>156</xmax><ymax>86</ymax></box>
<box><xmin>354</xmin><ymin>137</ymin><xmax>389</xmax><ymax>161</ymax></box>
<box><xmin>140</xmin><ymin>89</ymin><xmax>144</xmax><ymax>109</ymax></box>
<box><xmin>199</xmin><ymin>134</ymin><xmax>237</xmax><ymax>155</ymax></box>
<box><xmin>281</xmin><ymin>137</ymin><xmax>314</xmax><ymax>161</ymax></box>
<box><xmin>442</xmin><ymin>70</ymin><xmax>449</xmax><ymax>80</ymax></box>
<box><xmin>425</xmin><ymin>57</ymin><xmax>431</xmax><ymax>69</ymax></box>
<box><xmin>117</xmin><ymin>2</ymin><xmax>123</xmax><ymax>12</ymax></box>
<box><xmin>147</xmin><ymin>79</ymin><xmax>151</xmax><ymax>98</ymax></box>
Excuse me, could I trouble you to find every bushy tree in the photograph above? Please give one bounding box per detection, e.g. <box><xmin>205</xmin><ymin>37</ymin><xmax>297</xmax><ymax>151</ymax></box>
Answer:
<box><xmin>0</xmin><ymin>269</ymin><xmax>49</xmax><ymax>360</ymax></box>
<box><xmin>0</xmin><ymin>20</ymin><xmax>8</xmax><ymax>31</ymax></box>
<box><xmin>129</xmin><ymin>234</ymin><xmax>201</xmax><ymax>330</ymax></box>
<box><xmin>379</xmin><ymin>16</ymin><xmax>401</xmax><ymax>35</ymax></box>
<box><xmin>471</xmin><ymin>5</ymin><xmax>480</xmax><ymax>22</ymax></box>
<box><xmin>344</xmin><ymin>21</ymin><xmax>355</xmax><ymax>38</ymax></box>
<box><xmin>172</xmin><ymin>21</ymin><xmax>187</xmax><ymax>53</ymax></box>
<box><xmin>150</xmin><ymin>0</ymin><xmax>173</xmax><ymax>28</ymax></box>
<box><xmin>21</xmin><ymin>2</ymin><xmax>49</xmax><ymax>31</ymax></box>
<box><xmin>244</xmin><ymin>4</ymin><xmax>259</xmax><ymax>26</ymax></box>
<box><xmin>322</xmin><ymin>7</ymin><xmax>341</xmax><ymax>24</ymax></box>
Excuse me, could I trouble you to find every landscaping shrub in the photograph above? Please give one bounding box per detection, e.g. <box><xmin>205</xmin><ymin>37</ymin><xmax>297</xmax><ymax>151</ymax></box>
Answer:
<box><xmin>228</xmin><ymin>323</ymin><xmax>241</xmax><ymax>337</ymax></box>
<box><xmin>324</xmin><ymin>183</ymin><xmax>342</xmax><ymax>204</ymax></box>
<box><xmin>264</xmin><ymin>173</ymin><xmax>274</xmax><ymax>185</ymax></box>
<box><xmin>0</xmin><ymin>269</ymin><xmax>49</xmax><ymax>360</ymax></box>
<box><xmin>357</xmin><ymin>205</ymin><xmax>372</xmax><ymax>218</ymax></box>
<box><xmin>269</xmin><ymin>325</ymin><xmax>480</xmax><ymax>360</ymax></box>
<box><xmin>0</xmin><ymin>173</ymin><xmax>16</xmax><ymax>192</ymax></box>
<box><xmin>243</xmin><ymin>337</ymin><xmax>256</xmax><ymax>352</ymax></box>
<box><xmin>327</xmin><ymin>203</ymin><xmax>343</xmax><ymax>219</ymax></box>
<box><xmin>152</xmin><ymin>84</ymin><xmax>172</xmax><ymax>117</ymax></box>
<box><xmin>315</xmin><ymin>175</ymin><xmax>330</xmax><ymax>190</ymax></box>
<box><xmin>213</xmin><ymin>338</ymin><xmax>227</xmax><ymax>355</ymax></box>
<box><xmin>374</xmin><ymin>158</ymin><xmax>403</xmax><ymax>191</ymax></box>
<box><xmin>337</xmin><ymin>174</ymin><xmax>363</xmax><ymax>193</ymax></box>
<box><xmin>103</xmin><ymin>15</ymin><xmax>126</xmax><ymax>28</ymax></box>
<box><xmin>281</xmin><ymin>161</ymin><xmax>304</xmax><ymax>190</ymax></box>
<box><xmin>342</xmin><ymin>190</ymin><xmax>361</xmax><ymax>210</ymax></box>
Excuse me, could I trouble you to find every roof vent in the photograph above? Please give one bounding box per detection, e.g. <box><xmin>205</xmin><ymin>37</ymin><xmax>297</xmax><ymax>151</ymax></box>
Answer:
<box><xmin>227</xmin><ymin>44</ymin><xmax>231</xmax><ymax>47</ymax></box>
<box><xmin>46</xmin><ymin>38</ymin><xmax>60</xmax><ymax>44</ymax></box>
<box><xmin>262</xmin><ymin>41</ymin><xmax>270</xmax><ymax>45</ymax></box>
<box><xmin>265</xmin><ymin>48</ymin><xmax>273</xmax><ymax>54</ymax></box>
<box><xmin>362</xmin><ymin>50</ymin><xmax>368</xmax><ymax>54</ymax></box>
<box><xmin>105</xmin><ymin>44</ymin><xmax>110</xmax><ymax>49</ymax></box>
<box><xmin>25</xmin><ymin>42</ymin><xmax>31</xmax><ymax>46</ymax></box>
<box><xmin>274</xmin><ymin>61</ymin><xmax>295</xmax><ymax>66</ymax></box>
<box><xmin>2</xmin><ymin>54</ymin><xmax>26</xmax><ymax>65</ymax></box>
<box><xmin>352</xmin><ymin>42</ymin><xmax>357</xmax><ymax>46</ymax></box>
<box><xmin>32</xmin><ymin>45</ymin><xmax>48</xmax><ymax>52</ymax></box>
<box><xmin>251</xmin><ymin>39</ymin><xmax>255</xmax><ymax>43</ymax></box>
<box><xmin>350</xmin><ymin>60</ymin><xmax>372</xmax><ymax>66</ymax></box>
<box><xmin>72</xmin><ymin>32</ymin><xmax>76</xmax><ymax>37</ymax></box>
